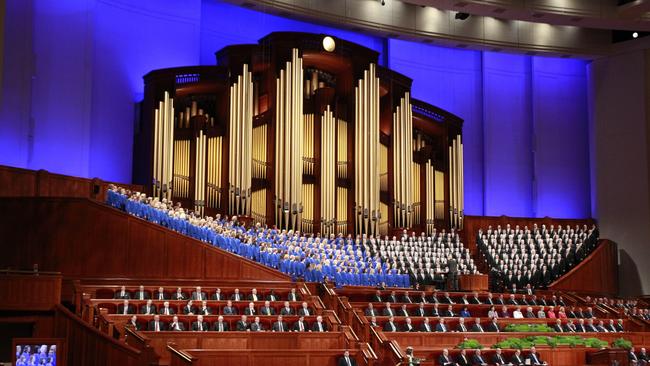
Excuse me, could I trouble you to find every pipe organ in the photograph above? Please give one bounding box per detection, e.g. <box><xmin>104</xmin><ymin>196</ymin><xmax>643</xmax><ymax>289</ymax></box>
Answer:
<box><xmin>139</xmin><ymin>32</ymin><xmax>463</xmax><ymax>235</ymax></box>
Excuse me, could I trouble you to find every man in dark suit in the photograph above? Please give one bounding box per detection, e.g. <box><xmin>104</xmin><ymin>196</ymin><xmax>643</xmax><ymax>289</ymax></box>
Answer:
<box><xmin>383</xmin><ymin>302</ymin><xmax>395</xmax><ymax>316</ymax></box>
<box><xmin>616</xmin><ymin>319</ymin><xmax>625</xmax><ymax>332</ymax></box>
<box><xmin>471</xmin><ymin>349</ymin><xmax>487</xmax><ymax>366</ymax></box>
<box><xmin>371</xmin><ymin>290</ymin><xmax>383</xmax><ymax>303</ymax></box>
<box><xmin>211</xmin><ymin>288</ymin><xmax>223</xmax><ymax>301</ymax></box>
<box><xmin>168</xmin><ymin>315</ymin><xmax>185</xmax><ymax>331</ymax></box>
<box><xmin>128</xmin><ymin>315</ymin><xmax>140</xmax><ymax>331</ymax></box>
<box><xmin>403</xmin><ymin>317</ymin><xmax>416</xmax><ymax>332</ymax></box>
<box><xmin>223</xmin><ymin>300</ymin><xmax>237</xmax><ymax>315</ymax></box>
<box><xmin>438</xmin><ymin>348</ymin><xmax>455</xmax><ymax>366</ymax></box>
<box><xmin>455</xmin><ymin>349</ymin><xmax>470</xmax><ymax>366</ymax></box>
<box><xmin>198</xmin><ymin>300</ymin><xmax>213</xmax><ymax>316</ymax></box>
<box><xmin>420</xmin><ymin>317</ymin><xmax>433</xmax><ymax>332</ymax></box>
<box><xmin>492</xmin><ymin>348</ymin><xmax>507</xmax><ymax>365</ymax></box>
<box><xmin>280</xmin><ymin>301</ymin><xmax>294</xmax><ymax>315</ymax></box>
<box><xmin>230</xmin><ymin>288</ymin><xmax>243</xmax><ymax>301</ymax></box>
<box><xmin>249</xmin><ymin>288</ymin><xmax>261</xmax><ymax>302</ymax></box>
<box><xmin>172</xmin><ymin>287</ymin><xmax>187</xmax><ymax>301</ymax></box>
<box><xmin>456</xmin><ymin>318</ymin><xmax>468</xmax><ymax>332</ymax></box>
<box><xmin>134</xmin><ymin>285</ymin><xmax>150</xmax><ymax>300</ymax></box>
<box><xmin>507</xmin><ymin>294</ymin><xmax>518</xmax><ymax>305</ymax></box>
<box><xmin>526</xmin><ymin>347</ymin><xmax>546</xmax><ymax>365</ymax></box>
<box><xmin>118</xmin><ymin>300</ymin><xmax>135</xmax><ymax>315</ymax></box>
<box><xmin>259</xmin><ymin>301</ymin><xmax>275</xmax><ymax>315</ymax></box>
<box><xmin>312</xmin><ymin>315</ymin><xmax>328</xmax><ymax>332</ymax></box>
<box><xmin>470</xmin><ymin>318</ymin><xmax>484</xmax><ymax>332</ymax></box>
<box><xmin>250</xmin><ymin>316</ymin><xmax>264</xmax><ymax>332</ymax></box>
<box><xmin>470</xmin><ymin>292</ymin><xmax>482</xmax><ymax>304</ymax></box>
<box><xmin>629</xmin><ymin>347</ymin><xmax>640</xmax><ymax>365</ymax></box>
<box><xmin>266</xmin><ymin>290</ymin><xmax>279</xmax><ymax>302</ymax></box>
<box><xmin>384</xmin><ymin>316</ymin><xmax>399</xmax><ymax>332</ymax></box>
<box><xmin>272</xmin><ymin>315</ymin><xmax>288</xmax><ymax>332</ymax></box>
<box><xmin>586</xmin><ymin>319</ymin><xmax>598</xmax><ymax>332</ymax></box>
<box><xmin>584</xmin><ymin>307</ymin><xmax>594</xmax><ymax>319</ymax></box>
<box><xmin>213</xmin><ymin>315</ymin><xmax>229</xmax><ymax>332</ymax></box>
<box><xmin>447</xmin><ymin>256</ymin><xmax>459</xmax><ymax>290</ymax></box>
<box><xmin>292</xmin><ymin>315</ymin><xmax>308</xmax><ymax>332</ymax></box>
<box><xmin>365</xmin><ymin>303</ymin><xmax>378</xmax><ymax>317</ymax></box>
<box><xmin>510</xmin><ymin>349</ymin><xmax>524</xmax><ymax>365</ymax></box>
<box><xmin>182</xmin><ymin>300</ymin><xmax>197</xmax><ymax>315</ymax></box>
<box><xmin>495</xmin><ymin>294</ymin><xmax>505</xmax><ymax>305</ymax></box>
<box><xmin>435</xmin><ymin>318</ymin><xmax>448</xmax><ymax>332</ymax></box>
<box><xmin>431</xmin><ymin>304</ymin><xmax>441</xmax><ymax>317</ymax></box>
<box><xmin>399</xmin><ymin>304</ymin><xmax>410</xmax><ymax>317</ymax></box>
<box><xmin>442</xmin><ymin>292</ymin><xmax>455</xmax><ymax>304</ymax></box>
<box><xmin>148</xmin><ymin>314</ymin><xmax>166</xmax><ymax>332</ymax></box>
<box><xmin>191</xmin><ymin>315</ymin><xmax>209</xmax><ymax>332</ymax></box>
<box><xmin>443</xmin><ymin>305</ymin><xmax>455</xmax><ymax>317</ymax></box>
<box><xmin>140</xmin><ymin>299</ymin><xmax>157</xmax><ymax>315</ymax></box>
<box><xmin>564</xmin><ymin>320</ymin><xmax>577</xmax><ymax>333</ymax></box>
<box><xmin>487</xmin><ymin>318</ymin><xmax>500</xmax><ymax>332</ymax></box>
<box><xmin>287</xmin><ymin>288</ymin><xmax>300</xmax><ymax>302</ymax></box>
<box><xmin>154</xmin><ymin>287</ymin><xmax>167</xmax><ymax>300</ymax></box>
<box><xmin>297</xmin><ymin>302</ymin><xmax>312</xmax><ymax>316</ymax></box>
<box><xmin>387</xmin><ymin>291</ymin><xmax>398</xmax><ymax>303</ymax></box>
<box><xmin>114</xmin><ymin>285</ymin><xmax>131</xmax><ymax>299</ymax></box>
<box><xmin>338</xmin><ymin>350</ymin><xmax>357</xmax><ymax>366</ymax></box>
<box><xmin>402</xmin><ymin>291</ymin><xmax>413</xmax><ymax>303</ymax></box>
<box><xmin>415</xmin><ymin>302</ymin><xmax>427</xmax><ymax>317</ymax></box>
<box><xmin>553</xmin><ymin>319</ymin><xmax>565</xmax><ymax>333</ymax></box>
<box><xmin>191</xmin><ymin>286</ymin><xmax>206</xmax><ymax>301</ymax></box>
<box><xmin>244</xmin><ymin>302</ymin><xmax>256</xmax><ymax>315</ymax></box>
<box><xmin>417</xmin><ymin>291</ymin><xmax>428</xmax><ymax>304</ymax></box>
<box><xmin>236</xmin><ymin>315</ymin><xmax>249</xmax><ymax>331</ymax></box>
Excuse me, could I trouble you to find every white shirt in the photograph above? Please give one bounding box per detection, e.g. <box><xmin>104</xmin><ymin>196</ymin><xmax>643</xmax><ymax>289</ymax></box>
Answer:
<box><xmin>513</xmin><ymin>310</ymin><xmax>524</xmax><ymax>319</ymax></box>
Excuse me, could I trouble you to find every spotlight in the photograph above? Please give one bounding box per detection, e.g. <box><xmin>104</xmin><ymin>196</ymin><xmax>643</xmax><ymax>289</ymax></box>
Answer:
<box><xmin>633</xmin><ymin>32</ymin><xmax>639</xmax><ymax>38</ymax></box>
<box><xmin>381</xmin><ymin>0</ymin><xmax>385</xmax><ymax>5</ymax></box>
<box><xmin>455</xmin><ymin>12</ymin><xmax>470</xmax><ymax>20</ymax></box>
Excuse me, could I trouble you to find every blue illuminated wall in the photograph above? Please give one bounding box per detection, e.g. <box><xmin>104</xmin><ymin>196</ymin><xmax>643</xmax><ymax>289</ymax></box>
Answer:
<box><xmin>0</xmin><ymin>0</ymin><xmax>591</xmax><ymax>218</ymax></box>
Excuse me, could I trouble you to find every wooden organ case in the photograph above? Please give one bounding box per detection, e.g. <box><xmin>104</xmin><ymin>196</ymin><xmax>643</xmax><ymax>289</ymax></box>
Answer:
<box><xmin>134</xmin><ymin>32</ymin><xmax>464</xmax><ymax>235</ymax></box>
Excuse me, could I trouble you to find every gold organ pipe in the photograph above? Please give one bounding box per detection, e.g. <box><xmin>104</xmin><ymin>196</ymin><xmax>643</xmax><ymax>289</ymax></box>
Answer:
<box><xmin>321</xmin><ymin>106</ymin><xmax>335</xmax><ymax>235</ymax></box>
<box><xmin>228</xmin><ymin>64</ymin><xmax>253</xmax><ymax>216</ymax></box>
<box><xmin>153</xmin><ymin>108</ymin><xmax>160</xmax><ymax>196</ymax></box>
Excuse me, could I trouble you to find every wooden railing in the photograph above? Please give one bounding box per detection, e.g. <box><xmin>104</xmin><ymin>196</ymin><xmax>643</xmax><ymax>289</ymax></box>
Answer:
<box><xmin>168</xmin><ymin>343</ymin><xmax>196</xmax><ymax>366</ymax></box>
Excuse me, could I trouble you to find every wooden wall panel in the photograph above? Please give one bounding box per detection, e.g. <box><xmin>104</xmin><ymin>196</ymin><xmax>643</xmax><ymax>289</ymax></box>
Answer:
<box><xmin>549</xmin><ymin>239</ymin><xmax>618</xmax><ymax>296</ymax></box>
<box><xmin>0</xmin><ymin>197</ymin><xmax>291</xmax><ymax>283</ymax></box>
<box><xmin>0</xmin><ymin>166</ymin><xmax>36</xmax><ymax>196</ymax></box>
<box><xmin>0</xmin><ymin>273</ymin><xmax>62</xmax><ymax>311</ymax></box>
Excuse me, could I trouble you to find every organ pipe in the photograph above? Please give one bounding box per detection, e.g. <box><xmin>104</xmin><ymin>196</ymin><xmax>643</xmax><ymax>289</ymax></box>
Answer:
<box><xmin>354</xmin><ymin>63</ymin><xmax>380</xmax><ymax>236</ymax></box>
<box><xmin>449</xmin><ymin>135</ymin><xmax>464</xmax><ymax>229</ymax></box>
<box><xmin>303</xmin><ymin>114</ymin><xmax>315</xmax><ymax>175</ymax></box>
<box><xmin>302</xmin><ymin>184</ymin><xmax>314</xmax><ymax>233</ymax></box>
<box><xmin>194</xmin><ymin>130</ymin><xmax>207</xmax><ymax>216</ymax></box>
<box><xmin>425</xmin><ymin>160</ymin><xmax>435</xmax><ymax>235</ymax></box>
<box><xmin>173</xmin><ymin>140</ymin><xmax>191</xmax><ymax>198</ymax></box>
<box><xmin>337</xmin><ymin>119</ymin><xmax>348</xmax><ymax>179</ymax></box>
<box><xmin>274</xmin><ymin>48</ymin><xmax>304</xmax><ymax>231</ymax></box>
<box><xmin>207</xmin><ymin>136</ymin><xmax>223</xmax><ymax>208</ymax></box>
<box><xmin>152</xmin><ymin>91</ymin><xmax>175</xmax><ymax>201</ymax></box>
<box><xmin>228</xmin><ymin>64</ymin><xmax>253</xmax><ymax>216</ymax></box>
<box><xmin>392</xmin><ymin>92</ymin><xmax>413</xmax><ymax>229</ymax></box>
<box><xmin>252</xmin><ymin>189</ymin><xmax>267</xmax><ymax>225</ymax></box>
<box><xmin>321</xmin><ymin>105</ymin><xmax>336</xmax><ymax>235</ymax></box>
<box><xmin>253</xmin><ymin>125</ymin><xmax>267</xmax><ymax>179</ymax></box>
<box><xmin>336</xmin><ymin>187</ymin><xmax>348</xmax><ymax>234</ymax></box>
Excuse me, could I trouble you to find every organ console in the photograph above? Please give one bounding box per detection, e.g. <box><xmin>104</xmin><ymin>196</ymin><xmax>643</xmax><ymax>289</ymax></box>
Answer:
<box><xmin>135</xmin><ymin>32</ymin><xmax>464</xmax><ymax>234</ymax></box>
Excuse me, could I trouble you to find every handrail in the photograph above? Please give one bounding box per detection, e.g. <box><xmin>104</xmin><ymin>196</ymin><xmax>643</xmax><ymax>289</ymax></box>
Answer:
<box><xmin>167</xmin><ymin>343</ymin><xmax>196</xmax><ymax>364</ymax></box>
<box><xmin>0</xmin><ymin>269</ymin><xmax>62</xmax><ymax>275</ymax></box>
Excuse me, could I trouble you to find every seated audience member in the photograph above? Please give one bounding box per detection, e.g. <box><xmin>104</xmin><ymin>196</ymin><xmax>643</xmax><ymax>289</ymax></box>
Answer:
<box><xmin>557</xmin><ymin>306</ymin><xmax>567</xmax><ymax>319</ymax></box>
<box><xmin>586</xmin><ymin>318</ymin><xmax>598</xmax><ymax>332</ymax></box>
<box><xmin>616</xmin><ymin>318</ymin><xmax>625</xmax><ymax>332</ymax></box>
<box><xmin>213</xmin><ymin>315</ymin><xmax>229</xmax><ymax>332</ymax></box>
<box><xmin>471</xmin><ymin>318</ymin><xmax>484</xmax><ymax>332</ymax></box>
<box><xmin>160</xmin><ymin>301</ymin><xmax>174</xmax><ymax>315</ymax></box>
<box><xmin>249</xmin><ymin>288</ymin><xmax>260</xmax><ymax>301</ymax></box>
<box><xmin>417</xmin><ymin>291</ymin><xmax>428</xmax><ymax>304</ymax></box>
<box><xmin>148</xmin><ymin>314</ymin><xmax>165</xmax><ymax>332</ymax></box>
<box><xmin>607</xmin><ymin>319</ymin><xmax>618</xmax><ymax>332</ymax></box>
<box><xmin>118</xmin><ymin>300</ymin><xmax>135</xmax><ymax>315</ymax></box>
<box><xmin>584</xmin><ymin>307</ymin><xmax>594</xmax><ymax>318</ymax></box>
<box><xmin>211</xmin><ymin>288</ymin><xmax>223</xmax><ymax>301</ymax></box>
<box><xmin>487</xmin><ymin>318</ymin><xmax>500</xmax><ymax>332</ymax></box>
<box><xmin>629</xmin><ymin>347</ymin><xmax>640</xmax><ymax>365</ymax></box>
<box><xmin>387</xmin><ymin>291</ymin><xmax>398</xmax><ymax>303</ymax></box>
<box><xmin>191</xmin><ymin>315</ymin><xmax>208</xmax><ymax>332</ymax></box>
<box><xmin>442</xmin><ymin>292</ymin><xmax>455</xmax><ymax>304</ymax></box>
<box><xmin>460</xmin><ymin>294</ymin><xmax>470</xmax><ymax>305</ymax></box>
<box><xmin>510</xmin><ymin>349</ymin><xmax>524</xmax><ymax>365</ymax></box>
<box><xmin>525</xmin><ymin>307</ymin><xmax>536</xmax><ymax>318</ymax></box>
<box><xmin>420</xmin><ymin>317</ymin><xmax>433</xmax><ymax>332</ymax></box>
<box><xmin>487</xmin><ymin>305</ymin><xmax>498</xmax><ymax>319</ymax></box>
<box><xmin>526</xmin><ymin>346</ymin><xmax>546</xmax><ymax>365</ymax></box>
<box><xmin>537</xmin><ymin>306</ymin><xmax>546</xmax><ymax>318</ymax></box>
<box><xmin>431</xmin><ymin>303</ymin><xmax>441</xmax><ymax>317</ymax></box>
<box><xmin>402</xmin><ymin>291</ymin><xmax>413</xmax><ymax>303</ymax></box>
<box><xmin>369</xmin><ymin>316</ymin><xmax>379</xmax><ymax>327</ymax></box>
<box><xmin>383</xmin><ymin>302</ymin><xmax>394</xmax><ymax>316</ymax></box>
<box><xmin>436</xmin><ymin>318</ymin><xmax>448</xmax><ymax>333</ymax></box>
<box><xmin>182</xmin><ymin>300</ymin><xmax>197</xmax><ymax>315</ymax></box>
<box><xmin>169</xmin><ymin>316</ymin><xmax>185</xmax><ymax>331</ymax></box>
<box><xmin>553</xmin><ymin>319</ymin><xmax>564</xmax><ymax>333</ymax></box>
<box><xmin>293</xmin><ymin>315</ymin><xmax>308</xmax><ymax>332</ymax></box>
<box><xmin>251</xmin><ymin>316</ymin><xmax>264</xmax><ymax>332</ymax></box>
<box><xmin>272</xmin><ymin>315</ymin><xmax>288</xmax><ymax>332</ymax></box>
<box><xmin>114</xmin><ymin>285</ymin><xmax>131</xmax><ymax>299</ymax></box>
<box><xmin>338</xmin><ymin>350</ymin><xmax>357</xmax><ymax>366</ymax></box>
<box><xmin>500</xmin><ymin>305</ymin><xmax>510</xmax><ymax>318</ymax></box>
<box><xmin>456</xmin><ymin>348</ymin><xmax>470</xmax><ymax>366</ymax></box>
<box><xmin>280</xmin><ymin>301</ymin><xmax>294</xmax><ymax>315</ymax></box>
<box><xmin>492</xmin><ymin>348</ymin><xmax>507</xmax><ymax>365</ymax></box>
<box><xmin>472</xmin><ymin>349</ymin><xmax>487</xmax><ymax>366</ymax></box>
<box><xmin>312</xmin><ymin>315</ymin><xmax>328</xmax><ymax>332</ymax></box>
<box><xmin>384</xmin><ymin>316</ymin><xmax>399</xmax><ymax>332</ymax></box>
<box><xmin>399</xmin><ymin>304</ymin><xmax>410</xmax><ymax>317</ymax></box>
<box><xmin>438</xmin><ymin>348</ymin><xmax>455</xmax><ymax>366</ymax></box>
<box><xmin>236</xmin><ymin>315</ymin><xmax>249</xmax><ymax>331</ymax></box>
<box><xmin>298</xmin><ymin>302</ymin><xmax>312</xmax><ymax>316</ymax></box>
<box><xmin>596</xmin><ymin>320</ymin><xmax>608</xmax><ymax>332</ymax></box>
<box><xmin>128</xmin><ymin>315</ymin><xmax>140</xmax><ymax>330</ymax></box>
<box><xmin>547</xmin><ymin>307</ymin><xmax>557</xmax><ymax>319</ymax></box>
<box><xmin>231</xmin><ymin>288</ymin><xmax>243</xmax><ymax>301</ymax></box>
<box><xmin>223</xmin><ymin>300</ymin><xmax>237</xmax><ymax>315</ymax></box>
<box><xmin>154</xmin><ymin>287</ymin><xmax>167</xmax><ymax>300</ymax></box>
<box><xmin>244</xmin><ymin>302</ymin><xmax>256</xmax><ymax>315</ymax></box>
<box><xmin>198</xmin><ymin>300</ymin><xmax>212</xmax><ymax>315</ymax></box>
<box><xmin>459</xmin><ymin>306</ymin><xmax>471</xmax><ymax>317</ymax></box>
<box><xmin>638</xmin><ymin>348</ymin><xmax>648</xmax><ymax>363</ymax></box>
<box><xmin>575</xmin><ymin>319</ymin><xmax>587</xmax><ymax>332</ymax></box>
<box><xmin>564</xmin><ymin>319</ymin><xmax>577</xmax><ymax>332</ymax></box>
<box><xmin>512</xmin><ymin>306</ymin><xmax>524</xmax><ymax>319</ymax></box>
<box><xmin>141</xmin><ymin>299</ymin><xmax>157</xmax><ymax>315</ymax></box>
<box><xmin>134</xmin><ymin>285</ymin><xmax>150</xmax><ymax>300</ymax></box>
<box><xmin>415</xmin><ymin>302</ymin><xmax>427</xmax><ymax>317</ymax></box>
<box><xmin>508</xmin><ymin>294</ymin><xmax>518</xmax><ymax>305</ymax></box>
<box><xmin>172</xmin><ymin>287</ymin><xmax>187</xmax><ymax>300</ymax></box>
<box><xmin>496</xmin><ymin>294</ymin><xmax>506</xmax><ymax>305</ymax></box>
<box><xmin>287</xmin><ymin>288</ymin><xmax>301</xmax><ymax>302</ymax></box>
<box><xmin>403</xmin><ymin>317</ymin><xmax>416</xmax><ymax>332</ymax></box>
<box><xmin>470</xmin><ymin>292</ymin><xmax>482</xmax><ymax>304</ymax></box>
<box><xmin>371</xmin><ymin>290</ymin><xmax>383</xmax><ymax>303</ymax></box>
<box><xmin>260</xmin><ymin>300</ymin><xmax>275</xmax><ymax>315</ymax></box>
<box><xmin>456</xmin><ymin>318</ymin><xmax>468</xmax><ymax>332</ymax></box>
<box><xmin>267</xmin><ymin>290</ymin><xmax>279</xmax><ymax>301</ymax></box>
<box><xmin>443</xmin><ymin>305</ymin><xmax>455</xmax><ymax>317</ymax></box>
